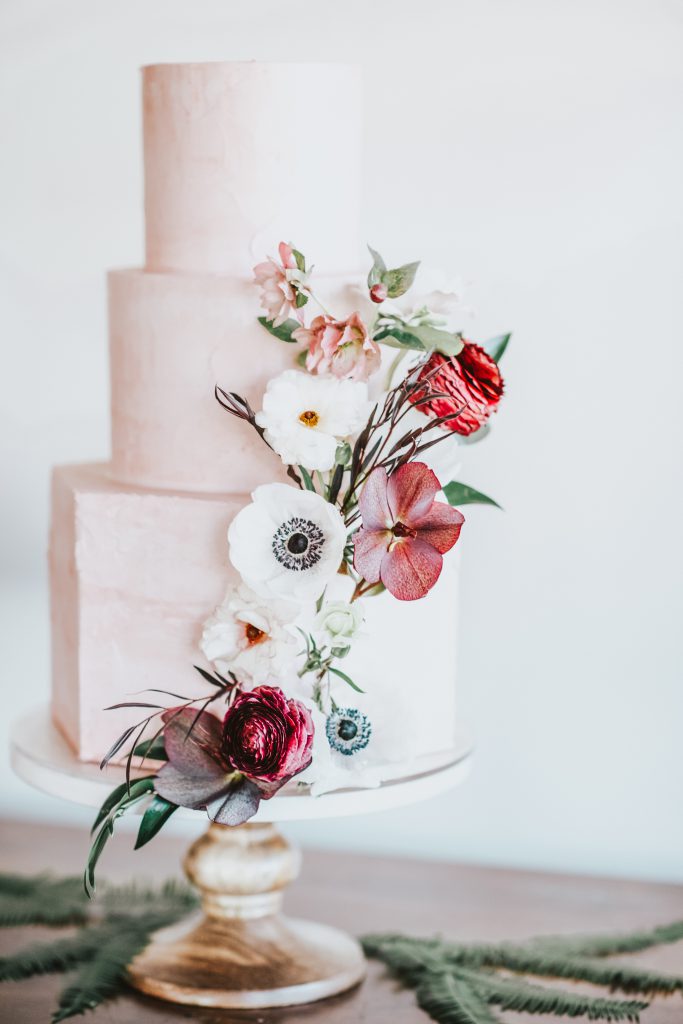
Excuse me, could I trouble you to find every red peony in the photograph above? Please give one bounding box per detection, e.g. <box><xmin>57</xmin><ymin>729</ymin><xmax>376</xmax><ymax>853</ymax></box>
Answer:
<box><xmin>223</xmin><ymin>685</ymin><xmax>314</xmax><ymax>784</ymax></box>
<box><xmin>413</xmin><ymin>343</ymin><xmax>504</xmax><ymax>436</ymax></box>
<box><xmin>353</xmin><ymin>463</ymin><xmax>464</xmax><ymax>601</ymax></box>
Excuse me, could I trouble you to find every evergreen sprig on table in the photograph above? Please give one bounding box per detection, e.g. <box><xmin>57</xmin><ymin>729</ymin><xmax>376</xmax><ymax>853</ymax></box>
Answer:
<box><xmin>1</xmin><ymin>872</ymin><xmax>683</xmax><ymax>1022</ymax></box>
<box><xmin>362</xmin><ymin>925</ymin><xmax>683</xmax><ymax>1024</ymax></box>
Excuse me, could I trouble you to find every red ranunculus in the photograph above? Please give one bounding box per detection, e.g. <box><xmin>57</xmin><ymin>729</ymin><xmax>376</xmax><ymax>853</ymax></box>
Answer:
<box><xmin>154</xmin><ymin>686</ymin><xmax>314</xmax><ymax>826</ymax></box>
<box><xmin>223</xmin><ymin>685</ymin><xmax>314</xmax><ymax>784</ymax></box>
<box><xmin>353</xmin><ymin>463</ymin><xmax>464</xmax><ymax>601</ymax></box>
<box><xmin>413</xmin><ymin>343</ymin><xmax>504</xmax><ymax>436</ymax></box>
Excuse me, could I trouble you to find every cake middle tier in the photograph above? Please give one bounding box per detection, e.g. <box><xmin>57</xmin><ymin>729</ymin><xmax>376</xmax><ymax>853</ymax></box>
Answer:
<box><xmin>110</xmin><ymin>269</ymin><xmax>364</xmax><ymax>493</ymax></box>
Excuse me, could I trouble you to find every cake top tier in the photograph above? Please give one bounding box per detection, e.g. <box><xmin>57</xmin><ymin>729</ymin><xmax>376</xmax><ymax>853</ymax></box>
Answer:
<box><xmin>143</xmin><ymin>62</ymin><xmax>363</xmax><ymax>275</ymax></box>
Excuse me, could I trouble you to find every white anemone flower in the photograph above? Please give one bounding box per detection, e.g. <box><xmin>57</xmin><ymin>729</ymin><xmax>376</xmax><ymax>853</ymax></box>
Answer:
<box><xmin>200</xmin><ymin>584</ymin><xmax>299</xmax><ymax>686</ymax></box>
<box><xmin>255</xmin><ymin>370</ymin><xmax>370</xmax><ymax>471</ymax></box>
<box><xmin>228</xmin><ymin>484</ymin><xmax>348</xmax><ymax>603</ymax></box>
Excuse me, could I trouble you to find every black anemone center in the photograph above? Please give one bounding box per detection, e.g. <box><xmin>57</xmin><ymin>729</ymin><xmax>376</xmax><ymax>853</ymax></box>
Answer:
<box><xmin>287</xmin><ymin>532</ymin><xmax>309</xmax><ymax>555</ymax></box>
<box><xmin>338</xmin><ymin>719</ymin><xmax>358</xmax><ymax>741</ymax></box>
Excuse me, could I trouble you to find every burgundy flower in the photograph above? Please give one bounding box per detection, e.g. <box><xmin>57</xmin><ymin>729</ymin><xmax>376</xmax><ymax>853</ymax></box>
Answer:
<box><xmin>154</xmin><ymin>686</ymin><xmax>314</xmax><ymax>826</ymax></box>
<box><xmin>413</xmin><ymin>343</ymin><xmax>504</xmax><ymax>436</ymax></box>
<box><xmin>223</xmin><ymin>685</ymin><xmax>314</xmax><ymax>784</ymax></box>
<box><xmin>353</xmin><ymin>463</ymin><xmax>464</xmax><ymax>601</ymax></box>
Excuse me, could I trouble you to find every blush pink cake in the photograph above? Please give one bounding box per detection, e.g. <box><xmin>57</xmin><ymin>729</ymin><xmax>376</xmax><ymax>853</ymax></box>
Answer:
<box><xmin>49</xmin><ymin>62</ymin><xmax>461</xmax><ymax>780</ymax></box>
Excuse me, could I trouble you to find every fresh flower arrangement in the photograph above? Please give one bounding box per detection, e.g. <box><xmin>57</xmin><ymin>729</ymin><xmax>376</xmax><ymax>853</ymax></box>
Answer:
<box><xmin>85</xmin><ymin>243</ymin><xmax>510</xmax><ymax>893</ymax></box>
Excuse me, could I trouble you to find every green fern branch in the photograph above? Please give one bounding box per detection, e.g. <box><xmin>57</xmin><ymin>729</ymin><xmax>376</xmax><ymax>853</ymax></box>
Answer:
<box><xmin>0</xmin><ymin>923</ymin><xmax>110</xmax><ymax>982</ymax></box>
<box><xmin>416</xmin><ymin>972</ymin><xmax>499</xmax><ymax>1024</ymax></box>
<box><xmin>0</xmin><ymin>875</ymin><xmax>88</xmax><ymax>927</ymax></box>
<box><xmin>459</xmin><ymin>967</ymin><xmax>648</xmax><ymax>1021</ymax></box>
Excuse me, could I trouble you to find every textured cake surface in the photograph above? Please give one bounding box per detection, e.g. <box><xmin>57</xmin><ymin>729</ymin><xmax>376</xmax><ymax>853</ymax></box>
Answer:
<box><xmin>49</xmin><ymin>61</ymin><xmax>459</xmax><ymax>781</ymax></box>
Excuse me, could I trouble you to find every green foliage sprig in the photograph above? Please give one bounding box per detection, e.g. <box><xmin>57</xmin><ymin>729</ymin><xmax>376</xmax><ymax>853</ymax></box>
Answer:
<box><xmin>363</xmin><ymin>927</ymin><xmax>683</xmax><ymax>1024</ymax></box>
<box><xmin>0</xmin><ymin>874</ymin><xmax>197</xmax><ymax>1022</ymax></box>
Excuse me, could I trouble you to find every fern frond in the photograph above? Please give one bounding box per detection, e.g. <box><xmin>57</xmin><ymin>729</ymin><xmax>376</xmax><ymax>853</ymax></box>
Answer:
<box><xmin>462</xmin><ymin>967</ymin><xmax>648</xmax><ymax>1021</ymax></box>
<box><xmin>52</xmin><ymin>921</ymin><xmax>149</xmax><ymax>1022</ymax></box>
<box><xmin>416</xmin><ymin>972</ymin><xmax>499</xmax><ymax>1024</ymax></box>
<box><xmin>445</xmin><ymin>946</ymin><xmax>683</xmax><ymax>996</ymax></box>
<box><xmin>0</xmin><ymin>924</ymin><xmax>109</xmax><ymax>982</ymax></box>
<box><xmin>0</xmin><ymin>876</ymin><xmax>87</xmax><ymax>927</ymax></box>
<box><xmin>531</xmin><ymin>920</ymin><xmax>683</xmax><ymax>959</ymax></box>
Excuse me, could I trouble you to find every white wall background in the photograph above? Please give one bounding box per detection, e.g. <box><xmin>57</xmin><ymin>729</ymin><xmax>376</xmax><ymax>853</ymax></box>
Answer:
<box><xmin>1</xmin><ymin>0</ymin><xmax>682</xmax><ymax>881</ymax></box>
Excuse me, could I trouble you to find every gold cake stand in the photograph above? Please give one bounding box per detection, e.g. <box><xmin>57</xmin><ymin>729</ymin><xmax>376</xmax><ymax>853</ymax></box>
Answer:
<box><xmin>12</xmin><ymin>705</ymin><xmax>473</xmax><ymax>1009</ymax></box>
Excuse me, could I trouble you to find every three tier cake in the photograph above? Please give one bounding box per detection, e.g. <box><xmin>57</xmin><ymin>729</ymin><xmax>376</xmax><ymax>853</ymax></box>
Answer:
<box><xmin>48</xmin><ymin>62</ymin><xmax>506</xmax><ymax>822</ymax></box>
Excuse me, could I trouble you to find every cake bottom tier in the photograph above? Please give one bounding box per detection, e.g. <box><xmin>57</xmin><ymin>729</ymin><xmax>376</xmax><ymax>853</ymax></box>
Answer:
<box><xmin>49</xmin><ymin>462</ymin><xmax>459</xmax><ymax>783</ymax></box>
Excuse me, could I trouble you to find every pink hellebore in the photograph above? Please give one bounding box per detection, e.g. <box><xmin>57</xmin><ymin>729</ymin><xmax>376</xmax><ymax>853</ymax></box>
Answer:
<box><xmin>353</xmin><ymin>463</ymin><xmax>464</xmax><ymax>601</ymax></box>
<box><xmin>253</xmin><ymin>242</ymin><xmax>300</xmax><ymax>328</ymax></box>
<box><xmin>294</xmin><ymin>312</ymin><xmax>381</xmax><ymax>382</ymax></box>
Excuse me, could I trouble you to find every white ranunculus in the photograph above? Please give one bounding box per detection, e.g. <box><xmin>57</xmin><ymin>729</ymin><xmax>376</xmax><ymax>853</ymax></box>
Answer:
<box><xmin>314</xmin><ymin>600</ymin><xmax>364</xmax><ymax>645</ymax></box>
<box><xmin>255</xmin><ymin>370</ymin><xmax>370</xmax><ymax>471</ymax></box>
<box><xmin>228</xmin><ymin>484</ymin><xmax>348</xmax><ymax>603</ymax></box>
<box><xmin>200</xmin><ymin>584</ymin><xmax>299</xmax><ymax>686</ymax></box>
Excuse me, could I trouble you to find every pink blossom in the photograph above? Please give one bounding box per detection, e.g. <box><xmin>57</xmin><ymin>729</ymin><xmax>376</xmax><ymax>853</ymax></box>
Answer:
<box><xmin>293</xmin><ymin>312</ymin><xmax>381</xmax><ymax>382</ymax></box>
<box><xmin>353</xmin><ymin>463</ymin><xmax>464</xmax><ymax>601</ymax></box>
<box><xmin>253</xmin><ymin>242</ymin><xmax>299</xmax><ymax>327</ymax></box>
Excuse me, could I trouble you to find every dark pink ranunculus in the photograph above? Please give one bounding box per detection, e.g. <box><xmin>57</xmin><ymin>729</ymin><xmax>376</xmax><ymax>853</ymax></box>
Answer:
<box><xmin>353</xmin><ymin>463</ymin><xmax>464</xmax><ymax>601</ymax></box>
<box><xmin>154</xmin><ymin>686</ymin><xmax>314</xmax><ymax>826</ymax></box>
<box><xmin>223</xmin><ymin>685</ymin><xmax>314</xmax><ymax>784</ymax></box>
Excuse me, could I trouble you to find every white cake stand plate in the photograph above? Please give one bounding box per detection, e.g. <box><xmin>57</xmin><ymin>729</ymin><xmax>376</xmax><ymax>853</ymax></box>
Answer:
<box><xmin>11</xmin><ymin>706</ymin><xmax>473</xmax><ymax>1009</ymax></box>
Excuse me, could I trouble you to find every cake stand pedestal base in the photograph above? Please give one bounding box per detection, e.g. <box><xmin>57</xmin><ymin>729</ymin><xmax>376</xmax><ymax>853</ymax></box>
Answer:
<box><xmin>127</xmin><ymin>820</ymin><xmax>365</xmax><ymax>1009</ymax></box>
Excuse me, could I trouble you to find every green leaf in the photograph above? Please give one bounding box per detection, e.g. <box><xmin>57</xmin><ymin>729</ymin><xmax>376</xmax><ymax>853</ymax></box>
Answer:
<box><xmin>134</xmin><ymin>796</ymin><xmax>178</xmax><ymax>850</ymax></box>
<box><xmin>483</xmin><ymin>332</ymin><xmax>511</xmax><ymax>363</ymax></box>
<box><xmin>296</xmin><ymin>349</ymin><xmax>308</xmax><ymax>368</ymax></box>
<box><xmin>374</xmin><ymin>326</ymin><xmax>426</xmax><ymax>351</ymax></box>
<box><xmin>383</xmin><ymin>260</ymin><xmax>421</xmax><ymax>299</ymax></box>
<box><xmin>328</xmin><ymin>666</ymin><xmax>365</xmax><ymax>693</ymax></box>
<box><xmin>291</xmin><ymin>247</ymin><xmax>306</xmax><ymax>272</ymax></box>
<box><xmin>298</xmin><ymin>466</ymin><xmax>316</xmax><ymax>491</ymax></box>
<box><xmin>442</xmin><ymin>482</ymin><xmax>502</xmax><ymax>510</ymax></box>
<box><xmin>133</xmin><ymin>736</ymin><xmax>167</xmax><ymax>761</ymax></box>
<box><xmin>330</xmin><ymin>645</ymin><xmax>351</xmax><ymax>659</ymax></box>
<box><xmin>367</xmin><ymin>244</ymin><xmax>387</xmax><ymax>288</ymax></box>
<box><xmin>257</xmin><ymin>316</ymin><xmax>300</xmax><ymax>342</ymax></box>
<box><xmin>335</xmin><ymin>441</ymin><xmax>352</xmax><ymax>466</ymax></box>
<box><xmin>374</xmin><ymin>322</ymin><xmax>463</xmax><ymax>357</ymax></box>
<box><xmin>90</xmin><ymin>776</ymin><xmax>154</xmax><ymax>835</ymax></box>
<box><xmin>294</xmin><ymin>291</ymin><xmax>309</xmax><ymax>309</ymax></box>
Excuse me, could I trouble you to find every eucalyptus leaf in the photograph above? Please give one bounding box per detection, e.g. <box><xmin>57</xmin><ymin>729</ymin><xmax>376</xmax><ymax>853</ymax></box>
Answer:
<box><xmin>257</xmin><ymin>316</ymin><xmax>300</xmax><ymax>343</ymax></box>
<box><xmin>443</xmin><ymin>482</ymin><xmax>502</xmax><ymax>510</ymax></box>
<box><xmin>374</xmin><ymin>326</ymin><xmax>426</xmax><ymax>351</ymax></box>
<box><xmin>134</xmin><ymin>796</ymin><xmax>178</xmax><ymax>850</ymax></box>
<box><xmin>484</xmin><ymin>332</ymin><xmax>511</xmax><ymax>364</ymax></box>
<box><xmin>383</xmin><ymin>260</ymin><xmax>421</xmax><ymax>298</ymax></box>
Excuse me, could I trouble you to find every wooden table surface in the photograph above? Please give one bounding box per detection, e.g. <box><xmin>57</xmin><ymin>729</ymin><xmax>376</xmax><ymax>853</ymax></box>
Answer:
<box><xmin>1</xmin><ymin>818</ymin><xmax>682</xmax><ymax>1023</ymax></box>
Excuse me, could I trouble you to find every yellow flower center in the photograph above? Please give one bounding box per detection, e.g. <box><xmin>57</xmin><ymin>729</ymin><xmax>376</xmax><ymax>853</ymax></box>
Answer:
<box><xmin>299</xmin><ymin>409</ymin><xmax>320</xmax><ymax>428</ymax></box>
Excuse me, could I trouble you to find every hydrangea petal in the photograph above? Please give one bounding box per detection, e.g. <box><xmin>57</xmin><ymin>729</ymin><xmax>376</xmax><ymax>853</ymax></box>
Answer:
<box><xmin>386</xmin><ymin>462</ymin><xmax>440</xmax><ymax>525</ymax></box>
<box><xmin>414</xmin><ymin>502</ymin><xmax>465</xmax><ymax>554</ymax></box>
<box><xmin>380</xmin><ymin>537</ymin><xmax>443</xmax><ymax>601</ymax></box>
